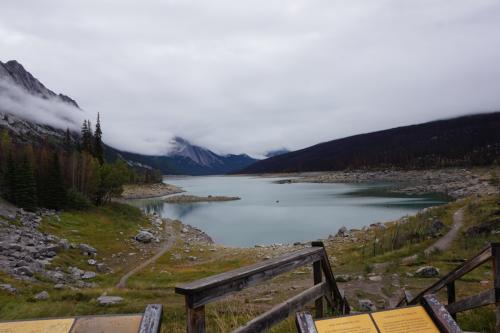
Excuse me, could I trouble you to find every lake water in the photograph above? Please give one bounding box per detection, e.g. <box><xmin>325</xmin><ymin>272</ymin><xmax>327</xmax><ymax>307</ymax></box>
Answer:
<box><xmin>128</xmin><ymin>176</ymin><xmax>448</xmax><ymax>247</ymax></box>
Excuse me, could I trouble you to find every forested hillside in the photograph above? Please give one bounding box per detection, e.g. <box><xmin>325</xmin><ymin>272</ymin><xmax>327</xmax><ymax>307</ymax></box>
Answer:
<box><xmin>0</xmin><ymin>115</ymin><xmax>161</xmax><ymax>211</ymax></box>
<box><xmin>239</xmin><ymin>112</ymin><xmax>500</xmax><ymax>173</ymax></box>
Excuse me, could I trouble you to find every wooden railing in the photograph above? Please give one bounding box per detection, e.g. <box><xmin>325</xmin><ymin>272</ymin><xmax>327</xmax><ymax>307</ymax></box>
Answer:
<box><xmin>175</xmin><ymin>241</ymin><xmax>349</xmax><ymax>333</ymax></box>
<box><xmin>397</xmin><ymin>242</ymin><xmax>500</xmax><ymax>331</ymax></box>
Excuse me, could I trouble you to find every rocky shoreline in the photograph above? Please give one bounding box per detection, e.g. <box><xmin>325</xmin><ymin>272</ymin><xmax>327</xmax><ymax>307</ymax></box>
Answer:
<box><xmin>274</xmin><ymin>168</ymin><xmax>498</xmax><ymax>199</ymax></box>
<box><xmin>121</xmin><ymin>183</ymin><xmax>184</xmax><ymax>199</ymax></box>
<box><xmin>164</xmin><ymin>194</ymin><xmax>240</xmax><ymax>204</ymax></box>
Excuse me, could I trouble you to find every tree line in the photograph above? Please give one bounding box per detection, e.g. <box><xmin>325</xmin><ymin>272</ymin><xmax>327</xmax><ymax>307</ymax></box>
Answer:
<box><xmin>0</xmin><ymin>114</ymin><xmax>162</xmax><ymax>211</ymax></box>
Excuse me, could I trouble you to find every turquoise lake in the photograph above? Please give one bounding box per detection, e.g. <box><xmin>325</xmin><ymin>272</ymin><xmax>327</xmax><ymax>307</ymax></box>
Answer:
<box><xmin>128</xmin><ymin>176</ymin><xmax>447</xmax><ymax>247</ymax></box>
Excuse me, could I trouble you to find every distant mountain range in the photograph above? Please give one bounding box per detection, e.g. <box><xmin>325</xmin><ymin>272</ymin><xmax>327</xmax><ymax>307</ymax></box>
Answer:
<box><xmin>238</xmin><ymin>113</ymin><xmax>500</xmax><ymax>174</ymax></box>
<box><xmin>106</xmin><ymin>137</ymin><xmax>257</xmax><ymax>175</ymax></box>
<box><xmin>0</xmin><ymin>59</ymin><xmax>257</xmax><ymax>175</ymax></box>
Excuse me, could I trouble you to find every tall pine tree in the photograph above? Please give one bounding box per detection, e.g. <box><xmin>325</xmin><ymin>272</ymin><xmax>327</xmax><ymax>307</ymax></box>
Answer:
<box><xmin>94</xmin><ymin>113</ymin><xmax>104</xmax><ymax>164</ymax></box>
<box><xmin>13</xmin><ymin>155</ymin><xmax>37</xmax><ymax>211</ymax></box>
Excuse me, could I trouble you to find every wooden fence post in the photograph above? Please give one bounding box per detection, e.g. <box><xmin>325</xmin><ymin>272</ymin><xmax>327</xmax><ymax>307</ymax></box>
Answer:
<box><xmin>311</xmin><ymin>242</ymin><xmax>324</xmax><ymax>318</ymax></box>
<box><xmin>492</xmin><ymin>244</ymin><xmax>500</xmax><ymax>333</ymax></box>
<box><xmin>186</xmin><ymin>299</ymin><xmax>205</xmax><ymax>333</ymax></box>
<box><xmin>446</xmin><ymin>282</ymin><xmax>456</xmax><ymax>320</ymax></box>
<box><xmin>313</xmin><ymin>260</ymin><xmax>323</xmax><ymax>318</ymax></box>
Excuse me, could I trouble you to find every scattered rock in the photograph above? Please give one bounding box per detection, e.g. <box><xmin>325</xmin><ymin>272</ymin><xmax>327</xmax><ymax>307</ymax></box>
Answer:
<box><xmin>336</xmin><ymin>226</ymin><xmax>350</xmax><ymax>237</ymax></box>
<box><xmin>97</xmin><ymin>295</ymin><xmax>123</xmax><ymax>306</ymax></box>
<box><xmin>415</xmin><ymin>266</ymin><xmax>440</xmax><ymax>278</ymax></box>
<box><xmin>82</xmin><ymin>271</ymin><xmax>97</xmax><ymax>279</ymax></box>
<box><xmin>336</xmin><ymin>274</ymin><xmax>352</xmax><ymax>282</ymax></box>
<box><xmin>79</xmin><ymin>244</ymin><xmax>97</xmax><ymax>256</ymax></box>
<box><xmin>0</xmin><ymin>284</ymin><xmax>17</xmax><ymax>294</ymax></box>
<box><xmin>368</xmin><ymin>275</ymin><xmax>383</xmax><ymax>282</ymax></box>
<box><xmin>358</xmin><ymin>299</ymin><xmax>376</xmax><ymax>312</ymax></box>
<box><xmin>87</xmin><ymin>259</ymin><xmax>97</xmax><ymax>266</ymax></box>
<box><xmin>34</xmin><ymin>291</ymin><xmax>49</xmax><ymax>300</ymax></box>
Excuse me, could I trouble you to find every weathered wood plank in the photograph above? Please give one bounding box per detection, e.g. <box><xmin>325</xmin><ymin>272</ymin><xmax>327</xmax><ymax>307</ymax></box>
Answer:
<box><xmin>138</xmin><ymin>304</ymin><xmax>162</xmax><ymax>333</ymax></box>
<box><xmin>407</xmin><ymin>244</ymin><xmax>492</xmax><ymax>305</ymax></box>
<box><xmin>187</xmin><ymin>304</ymin><xmax>205</xmax><ymax>333</ymax></box>
<box><xmin>422</xmin><ymin>294</ymin><xmax>463</xmax><ymax>333</ymax></box>
<box><xmin>295</xmin><ymin>312</ymin><xmax>318</xmax><ymax>333</ymax></box>
<box><xmin>177</xmin><ymin>247</ymin><xmax>324</xmax><ymax>308</ymax></box>
<box><xmin>446</xmin><ymin>289</ymin><xmax>495</xmax><ymax>315</ymax></box>
<box><xmin>313</xmin><ymin>260</ymin><xmax>324</xmax><ymax>318</ymax></box>
<box><xmin>232</xmin><ymin>282</ymin><xmax>327</xmax><ymax>333</ymax></box>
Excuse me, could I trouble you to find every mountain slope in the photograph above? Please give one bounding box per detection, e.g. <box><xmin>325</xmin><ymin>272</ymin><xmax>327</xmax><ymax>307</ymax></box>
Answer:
<box><xmin>238</xmin><ymin>112</ymin><xmax>500</xmax><ymax>173</ymax></box>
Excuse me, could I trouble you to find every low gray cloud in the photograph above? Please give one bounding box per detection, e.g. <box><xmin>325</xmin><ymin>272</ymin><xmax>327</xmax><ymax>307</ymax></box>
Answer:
<box><xmin>1</xmin><ymin>0</ymin><xmax>500</xmax><ymax>156</ymax></box>
<box><xmin>0</xmin><ymin>78</ymin><xmax>84</xmax><ymax>131</ymax></box>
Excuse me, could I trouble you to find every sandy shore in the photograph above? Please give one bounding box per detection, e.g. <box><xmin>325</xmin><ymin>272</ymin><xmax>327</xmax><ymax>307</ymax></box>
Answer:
<box><xmin>121</xmin><ymin>183</ymin><xmax>184</xmax><ymax>199</ymax></box>
<box><xmin>165</xmin><ymin>194</ymin><xmax>240</xmax><ymax>203</ymax></box>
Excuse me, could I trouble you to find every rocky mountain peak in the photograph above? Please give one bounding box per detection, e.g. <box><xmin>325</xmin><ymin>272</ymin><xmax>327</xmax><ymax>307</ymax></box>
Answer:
<box><xmin>0</xmin><ymin>59</ymin><xmax>79</xmax><ymax>108</ymax></box>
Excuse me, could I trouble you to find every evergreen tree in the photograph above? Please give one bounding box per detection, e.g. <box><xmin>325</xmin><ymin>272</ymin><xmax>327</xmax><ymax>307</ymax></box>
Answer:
<box><xmin>44</xmin><ymin>152</ymin><xmax>67</xmax><ymax>209</ymax></box>
<box><xmin>94</xmin><ymin>113</ymin><xmax>104</xmax><ymax>164</ymax></box>
<box><xmin>13</xmin><ymin>155</ymin><xmax>37</xmax><ymax>211</ymax></box>
<box><xmin>64</xmin><ymin>128</ymin><xmax>72</xmax><ymax>152</ymax></box>
<box><xmin>4</xmin><ymin>152</ymin><xmax>16</xmax><ymax>202</ymax></box>
<box><xmin>81</xmin><ymin>120</ymin><xmax>93</xmax><ymax>153</ymax></box>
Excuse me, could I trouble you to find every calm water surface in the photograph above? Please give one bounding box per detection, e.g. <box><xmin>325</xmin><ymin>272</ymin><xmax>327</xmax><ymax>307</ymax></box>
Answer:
<box><xmin>128</xmin><ymin>176</ymin><xmax>447</xmax><ymax>247</ymax></box>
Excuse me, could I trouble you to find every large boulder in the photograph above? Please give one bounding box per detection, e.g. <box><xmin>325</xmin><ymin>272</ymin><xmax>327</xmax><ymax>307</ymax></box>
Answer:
<box><xmin>135</xmin><ymin>231</ymin><xmax>154</xmax><ymax>243</ymax></box>
<box><xmin>415</xmin><ymin>266</ymin><xmax>440</xmax><ymax>278</ymax></box>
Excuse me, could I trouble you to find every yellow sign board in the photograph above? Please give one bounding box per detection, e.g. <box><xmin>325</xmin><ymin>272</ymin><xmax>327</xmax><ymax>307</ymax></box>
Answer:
<box><xmin>314</xmin><ymin>306</ymin><xmax>439</xmax><ymax>333</ymax></box>
<box><xmin>0</xmin><ymin>318</ymin><xmax>74</xmax><ymax>333</ymax></box>
<box><xmin>371</xmin><ymin>306</ymin><xmax>439</xmax><ymax>333</ymax></box>
<box><xmin>315</xmin><ymin>313</ymin><xmax>378</xmax><ymax>333</ymax></box>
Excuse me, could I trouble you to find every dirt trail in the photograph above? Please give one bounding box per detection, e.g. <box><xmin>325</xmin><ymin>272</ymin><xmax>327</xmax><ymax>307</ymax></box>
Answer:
<box><xmin>116</xmin><ymin>222</ymin><xmax>176</xmax><ymax>289</ymax></box>
<box><xmin>424</xmin><ymin>208</ymin><xmax>464</xmax><ymax>255</ymax></box>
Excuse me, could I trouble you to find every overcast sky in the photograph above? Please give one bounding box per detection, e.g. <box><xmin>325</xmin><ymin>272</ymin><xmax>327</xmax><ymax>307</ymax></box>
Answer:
<box><xmin>1</xmin><ymin>0</ymin><xmax>500</xmax><ymax>157</ymax></box>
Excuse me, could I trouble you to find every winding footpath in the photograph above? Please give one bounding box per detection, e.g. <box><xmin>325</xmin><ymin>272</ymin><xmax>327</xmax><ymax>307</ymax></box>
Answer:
<box><xmin>116</xmin><ymin>222</ymin><xmax>176</xmax><ymax>289</ymax></box>
<box><xmin>424</xmin><ymin>208</ymin><xmax>464</xmax><ymax>255</ymax></box>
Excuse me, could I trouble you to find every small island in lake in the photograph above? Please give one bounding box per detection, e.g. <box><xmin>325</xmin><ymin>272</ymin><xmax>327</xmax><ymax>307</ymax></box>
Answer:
<box><xmin>165</xmin><ymin>194</ymin><xmax>241</xmax><ymax>203</ymax></box>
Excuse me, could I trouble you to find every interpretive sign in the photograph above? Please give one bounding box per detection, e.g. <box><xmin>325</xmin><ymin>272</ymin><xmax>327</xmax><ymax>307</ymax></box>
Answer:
<box><xmin>0</xmin><ymin>314</ymin><xmax>142</xmax><ymax>333</ymax></box>
<box><xmin>314</xmin><ymin>306</ymin><xmax>440</xmax><ymax>333</ymax></box>
<box><xmin>0</xmin><ymin>318</ymin><xmax>75</xmax><ymax>333</ymax></box>
<box><xmin>371</xmin><ymin>306</ymin><xmax>440</xmax><ymax>333</ymax></box>
<box><xmin>315</xmin><ymin>313</ymin><xmax>378</xmax><ymax>333</ymax></box>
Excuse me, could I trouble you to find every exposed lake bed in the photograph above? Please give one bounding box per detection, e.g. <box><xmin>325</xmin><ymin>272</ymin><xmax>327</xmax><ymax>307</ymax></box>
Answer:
<box><xmin>123</xmin><ymin>170</ymin><xmax>485</xmax><ymax>247</ymax></box>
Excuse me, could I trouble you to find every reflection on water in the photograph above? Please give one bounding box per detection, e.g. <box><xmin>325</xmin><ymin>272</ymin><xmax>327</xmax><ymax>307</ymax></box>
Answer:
<box><xmin>127</xmin><ymin>176</ymin><xmax>448</xmax><ymax>247</ymax></box>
